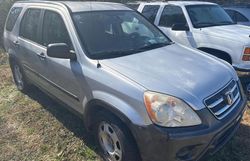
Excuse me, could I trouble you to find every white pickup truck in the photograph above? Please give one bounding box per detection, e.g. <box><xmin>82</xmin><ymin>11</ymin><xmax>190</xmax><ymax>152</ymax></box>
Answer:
<box><xmin>135</xmin><ymin>1</ymin><xmax>250</xmax><ymax>72</ymax></box>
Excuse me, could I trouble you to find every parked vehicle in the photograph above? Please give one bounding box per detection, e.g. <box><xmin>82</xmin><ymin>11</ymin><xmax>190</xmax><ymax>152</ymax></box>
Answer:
<box><xmin>137</xmin><ymin>1</ymin><xmax>250</xmax><ymax>72</ymax></box>
<box><xmin>224</xmin><ymin>5</ymin><xmax>250</xmax><ymax>26</ymax></box>
<box><xmin>4</xmin><ymin>1</ymin><xmax>247</xmax><ymax>161</ymax></box>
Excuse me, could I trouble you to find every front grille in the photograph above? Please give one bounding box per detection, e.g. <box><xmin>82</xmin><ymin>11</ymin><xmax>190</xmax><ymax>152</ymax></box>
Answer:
<box><xmin>204</xmin><ymin>80</ymin><xmax>241</xmax><ymax>120</ymax></box>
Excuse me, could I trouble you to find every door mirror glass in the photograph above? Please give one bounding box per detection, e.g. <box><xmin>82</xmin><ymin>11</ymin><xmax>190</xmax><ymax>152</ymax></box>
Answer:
<box><xmin>172</xmin><ymin>23</ymin><xmax>189</xmax><ymax>31</ymax></box>
<box><xmin>47</xmin><ymin>43</ymin><xmax>76</xmax><ymax>60</ymax></box>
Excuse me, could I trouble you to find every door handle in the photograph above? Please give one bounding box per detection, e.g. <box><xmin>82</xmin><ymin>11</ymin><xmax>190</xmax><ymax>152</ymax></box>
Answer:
<box><xmin>38</xmin><ymin>52</ymin><xmax>46</xmax><ymax>60</ymax></box>
<box><xmin>12</xmin><ymin>40</ymin><xmax>20</xmax><ymax>47</ymax></box>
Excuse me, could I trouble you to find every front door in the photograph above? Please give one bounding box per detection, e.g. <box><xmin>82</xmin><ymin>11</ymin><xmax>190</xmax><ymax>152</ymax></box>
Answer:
<box><xmin>157</xmin><ymin>5</ymin><xmax>196</xmax><ymax>48</ymax></box>
<box><xmin>39</xmin><ymin>10</ymin><xmax>82</xmax><ymax>112</ymax></box>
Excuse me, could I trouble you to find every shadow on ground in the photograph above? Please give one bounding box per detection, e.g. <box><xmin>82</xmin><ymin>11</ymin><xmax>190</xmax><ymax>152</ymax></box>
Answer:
<box><xmin>24</xmin><ymin>85</ymin><xmax>100</xmax><ymax>156</ymax></box>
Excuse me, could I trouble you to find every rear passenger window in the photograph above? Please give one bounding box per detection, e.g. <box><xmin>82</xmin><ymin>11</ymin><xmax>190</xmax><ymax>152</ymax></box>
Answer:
<box><xmin>20</xmin><ymin>9</ymin><xmax>41</xmax><ymax>43</ymax></box>
<box><xmin>42</xmin><ymin>10</ymin><xmax>72</xmax><ymax>48</ymax></box>
<box><xmin>6</xmin><ymin>7</ymin><xmax>22</xmax><ymax>31</ymax></box>
<box><xmin>159</xmin><ymin>6</ymin><xmax>187</xmax><ymax>27</ymax></box>
<box><xmin>141</xmin><ymin>5</ymin><xmax>160</xmax><ymax>23</ymax></box>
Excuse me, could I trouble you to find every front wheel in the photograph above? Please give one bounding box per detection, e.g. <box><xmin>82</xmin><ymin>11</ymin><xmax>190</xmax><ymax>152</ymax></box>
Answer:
<box><xmin>94</xmin><ymin>111</ymin><xmax>141</xmax><ymax>161</ymax></box>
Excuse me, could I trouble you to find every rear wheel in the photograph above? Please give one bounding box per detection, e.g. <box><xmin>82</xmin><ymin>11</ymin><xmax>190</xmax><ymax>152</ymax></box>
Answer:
<box><xmin>93</xmin><ymin>111</ymin><xmax>140</xmax><ymax>161</ymax></box>
<box><xmin>10</xmin><ymin>60</ymin><xmax>30</xmax><ymax>92</ymax></box>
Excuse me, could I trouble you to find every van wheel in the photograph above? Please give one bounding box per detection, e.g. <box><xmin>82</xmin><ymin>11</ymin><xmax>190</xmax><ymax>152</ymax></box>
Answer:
<box><xmin>93</xmin><ymin>111</ymin><xmax>140</xmax><ymax>161</ymax></box>
<box><xmin>10</xmin><ymin>60</ymin><xmax>30</xmax><ymax>92</ymax></box>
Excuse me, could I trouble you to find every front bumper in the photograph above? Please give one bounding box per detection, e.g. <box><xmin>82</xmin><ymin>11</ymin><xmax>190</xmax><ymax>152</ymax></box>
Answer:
<box><xmin>131</xmin><ymin>95</ymin><xmax>247</xmax><ymax>161</ymax></box>
<box><xmin>234</xmin><ymin>64</ymin><xmax>250</xmax><ymax>73</ymax></box>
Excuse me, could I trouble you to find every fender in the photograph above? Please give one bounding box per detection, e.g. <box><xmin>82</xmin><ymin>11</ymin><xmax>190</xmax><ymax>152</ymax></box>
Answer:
<box><xmin>83</xmin><ymin>90</ymin><xmax>151</xmax><ymax>130</ymax></box>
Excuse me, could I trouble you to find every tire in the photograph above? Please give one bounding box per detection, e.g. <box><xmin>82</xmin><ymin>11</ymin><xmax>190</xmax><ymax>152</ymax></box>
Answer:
<box><xmin>10</xmin><ymin>59</ymin><xmax>31</xmax><ymax>92</ymax></box>
<box><xmin>93</xmin><ymin>111</ymin><xmax>141</xmax><ymax>161</ymax></box>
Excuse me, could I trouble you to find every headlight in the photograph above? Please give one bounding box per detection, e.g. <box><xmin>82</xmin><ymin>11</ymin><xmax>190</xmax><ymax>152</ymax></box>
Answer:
<box><xmin>144</xmin><ymin>91</ymin><xmax>201</xmax><ymax>127</ymax></box>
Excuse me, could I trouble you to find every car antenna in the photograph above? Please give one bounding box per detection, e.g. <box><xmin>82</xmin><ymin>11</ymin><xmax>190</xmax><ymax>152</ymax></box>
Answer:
<box><xmin>97</xmin><ymin>60</ymin><xmax>101</xmax><ymax>68</ymax></box>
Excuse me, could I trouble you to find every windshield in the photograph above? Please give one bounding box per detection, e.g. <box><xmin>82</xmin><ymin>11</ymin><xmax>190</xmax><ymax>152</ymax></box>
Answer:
<box><xmin>72</xmin><ymin>11</ymin><xmax>171</xmax><ymax>59</ymax></box>
<box><xmin>186</xmin><ymin>5</ymin><xmax>235</xmax><ymax>28</ymax></box>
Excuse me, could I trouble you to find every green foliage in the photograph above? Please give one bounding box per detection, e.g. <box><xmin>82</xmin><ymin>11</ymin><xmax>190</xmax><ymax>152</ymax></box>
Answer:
<box><xmin>0</xmin><ymin>0</ymin><xmax>16</xmax><ymax>48</ymax></box>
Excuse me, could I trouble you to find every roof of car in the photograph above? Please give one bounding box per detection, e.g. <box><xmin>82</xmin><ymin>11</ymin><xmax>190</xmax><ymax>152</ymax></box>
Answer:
<box><xmin>17</xmin><ymin>1</ymin><xmax>132</xmax><ymax>12</ymax></box>
<box><xmin>168</xmin><ymin>1</ymin><xmax>216</xmax><ymax>6</ymax></box>
<box><xmin>137</xmin><ymin>1</ymin><xmax>216</xmax><ymax>6</ymax></box>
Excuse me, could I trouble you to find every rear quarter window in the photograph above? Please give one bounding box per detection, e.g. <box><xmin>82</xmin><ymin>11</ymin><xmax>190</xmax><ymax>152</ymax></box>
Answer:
<box><xmin>5</xmin><ymin>7</ymin><xmax>22</xmax><ymax>32</ymax></box>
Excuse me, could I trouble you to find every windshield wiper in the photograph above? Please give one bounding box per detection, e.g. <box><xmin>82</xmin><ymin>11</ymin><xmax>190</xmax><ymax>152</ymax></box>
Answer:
<box><xmin>194</xmin><ymin>22</ymin><xmax>217</xmax><ymax>28</ymax></box>
<box><xmin>137</xmin><ymin>42</ymin><xmax>170</xmax><ymax>52</ymax></box>
<box><xmin>91</xmin><ymin>50</ymin><xmax>135</xmax><ymax>59</ymax></box>
<box><xmin>90</xmin><ymin>42</ymin><xmax>170</xmax><ymax>59</ymax></box>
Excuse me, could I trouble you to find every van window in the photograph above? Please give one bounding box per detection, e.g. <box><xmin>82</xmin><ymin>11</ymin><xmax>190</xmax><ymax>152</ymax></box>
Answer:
<box><xmin>141</xmin><ymin>5</ymin><xmax>160</xmax><ymax>23</ymax></box>
<box><xmin>42</xmin><ymin>10</ymin><xmax>72</xmax><ymax>48</ymax></box>
<box><xmin>6</xmin><ymin>7</ymin><xmax>22</xmax><ymax>31</ymax></box>
<box><xmin>159</xmin><ymin>6</ymin><xmax>187</xmax><ymax>27</ymax></box>
<box><xmin>20</xmin><ymin>9</ymin><xmax>41</xmax><ymax>43</ymax></box>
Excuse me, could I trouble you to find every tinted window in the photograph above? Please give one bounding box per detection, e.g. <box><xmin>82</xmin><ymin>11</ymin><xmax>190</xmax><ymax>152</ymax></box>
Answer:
<box><xmin>159</xmin><ymin>6</ymin><xmax>187</xmax><ymax>27</ymax></box>
<box><xmin>235</xmin><ymin>11</ymin><xmax>248</xmax><ymax>22</ymax></box>
<box><xmin>186</xmin><ymin>5</ymin><xmax>234</xmax><ymax>28</ymax></box>
<box><xmin>141</xmin><ymin>5</ymin><xmax>160</xmax><ymax>23</ymax></box>
<box><xmin>73</xmin><ymin>11</ymin><xmax>170</xmax><ymax>59</ymax></box>
<box><xmin>127</xmin><ymin>4</ymin><xmax>140</xmax><ymax>10</ymax></box>
<box><xmin>6</xmin><ymin>7</ymin><xmax>22</xmax><ymax>31</ymax></box>
<box><xmin>225</xmin><ymin>9</ymin><xmax>236</xmax><ymax>21</ymax></box>
<box><xmin>20</xmin><ymin>9</ymin><xmax>41</xmax><ymax>43</ymax></box>
<box><xmin>42</xmin><ymin>10</ymin><xmax>72</xmax><ymax>48</ymax></box>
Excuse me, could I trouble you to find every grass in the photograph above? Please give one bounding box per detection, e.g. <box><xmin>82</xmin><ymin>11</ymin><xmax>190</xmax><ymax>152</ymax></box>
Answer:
<box><xmin>0</xmin><ymin>49</ymin><xmax>250</xmax><ymax>161</ymax></box>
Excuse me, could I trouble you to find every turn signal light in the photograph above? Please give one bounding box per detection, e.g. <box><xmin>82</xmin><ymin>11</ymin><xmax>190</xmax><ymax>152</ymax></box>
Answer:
<box><xmin>242</xmin><ymin>48</ymin><xmax>250</xmax><ymax>61</ymax></box>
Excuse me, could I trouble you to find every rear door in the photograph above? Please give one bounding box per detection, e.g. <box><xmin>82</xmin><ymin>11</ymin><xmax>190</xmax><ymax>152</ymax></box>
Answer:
<box><xmin>3</xmin><ymin>6</ymin><xmax>23</xmax><ymax>52</ymax></box>
<box><xmin>17</xmin><ymin>8</ymin><xmax>47</xmax><ymax>86</ymax></box>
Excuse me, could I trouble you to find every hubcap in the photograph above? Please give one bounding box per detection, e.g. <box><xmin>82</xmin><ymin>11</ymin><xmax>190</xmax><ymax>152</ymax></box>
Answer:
<box><xmin>98</xmin><ymin>122</ymin><xmax>122</xmax><ymax>161</ymax></box>
<box><xmin>14</xmin><ymin>65</ymin><xmax>24</xmax><ymax>89</ymax></box>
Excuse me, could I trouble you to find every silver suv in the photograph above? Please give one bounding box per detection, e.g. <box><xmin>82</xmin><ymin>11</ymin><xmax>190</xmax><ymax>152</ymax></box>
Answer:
<box><xmin>3</xmin><ymin>1</ymin><xmax>247</xmax><ymax>161</ymax></box>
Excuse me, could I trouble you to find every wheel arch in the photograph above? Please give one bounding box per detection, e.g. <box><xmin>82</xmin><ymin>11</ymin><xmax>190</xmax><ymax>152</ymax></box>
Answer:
<box><xmin>83</xmin><ymin>99</ymin><xmax>134</xmax><ymax>132</ymax></box>
<box><xmin>198</xmin><ymin>47</ymin><xmax>232</xmax><ymax>64</ymax></box>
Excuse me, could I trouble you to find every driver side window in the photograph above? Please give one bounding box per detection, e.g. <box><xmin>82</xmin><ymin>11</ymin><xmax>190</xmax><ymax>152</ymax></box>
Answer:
<box><xmin>159</xmin><ymin>5</ymin><xmax>187</xmax><ymax>27</ymax></box>
<box><xmin>42</xmin><ymin>10</ymin><xmax>73</xmax><ymax>49</ymax></box>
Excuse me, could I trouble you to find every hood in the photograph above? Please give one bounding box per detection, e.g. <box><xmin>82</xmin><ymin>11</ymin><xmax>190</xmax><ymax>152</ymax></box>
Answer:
<box><xmin>200</xmin><ymin>24</ymin><xmax>250</xmax><ymax>43</ymax></box>
<box><xmin>101</xmin><ymin>44</ymin><xmax>236</xmax><ymax>110</ymax></box>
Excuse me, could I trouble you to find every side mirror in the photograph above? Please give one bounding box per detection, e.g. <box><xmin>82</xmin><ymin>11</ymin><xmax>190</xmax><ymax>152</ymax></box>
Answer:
<box><xmin>47</xmin><ymin>43</ymin><xmax>76</xmax><ymax>60</ymax></box>
<box><xmin>172</xmin><ymin>23</ymin><xmax>189</xmax><ymax>31</ymax></box>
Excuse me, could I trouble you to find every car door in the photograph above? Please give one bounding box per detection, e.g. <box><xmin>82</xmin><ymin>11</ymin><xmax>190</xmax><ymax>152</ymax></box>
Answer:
<box><xmin>39</xmin><ymin>9</ymin><xmax>82</xmax><ymax>112</ymax></box>
<box><xmin>18</xmin><ymin>8</ymin><xmax>48</xmax><ymax>87</ymax></box>
<box><xmin>157</xmin><ymin>5</ymin><xmax>195</xmax><ymax>47</ymax></box>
